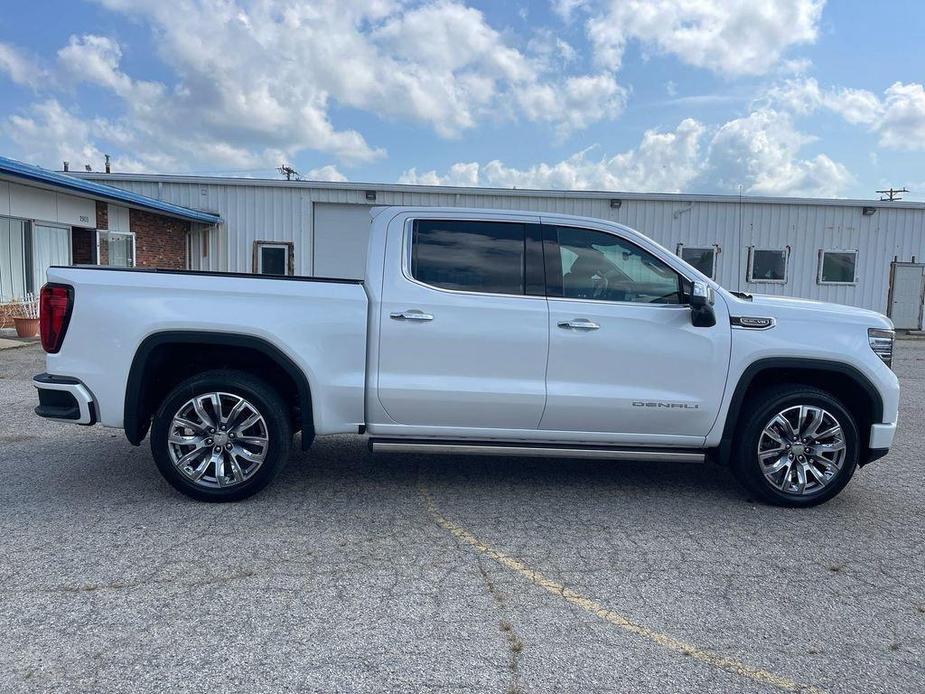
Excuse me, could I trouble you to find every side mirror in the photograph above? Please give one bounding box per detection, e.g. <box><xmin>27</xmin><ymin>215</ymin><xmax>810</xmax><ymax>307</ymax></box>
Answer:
<box><xmin>689</xmin><ymin>280</ymin><xmax>716</xmax><ymax>327</ymax></box>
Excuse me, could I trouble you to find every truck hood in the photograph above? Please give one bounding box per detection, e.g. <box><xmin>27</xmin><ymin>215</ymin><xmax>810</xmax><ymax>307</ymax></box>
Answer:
<box><xmin>723</xmin><ymin>291</ymin><xmax>893</xmax><ymax>328</ymax></box>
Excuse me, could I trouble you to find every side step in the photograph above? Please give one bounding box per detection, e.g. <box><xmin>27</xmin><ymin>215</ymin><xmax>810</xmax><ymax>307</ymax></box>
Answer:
<box><xmin>369</xmin><ymin>439</ymin><xmax>705</xmax><ymax>463</ymax></box>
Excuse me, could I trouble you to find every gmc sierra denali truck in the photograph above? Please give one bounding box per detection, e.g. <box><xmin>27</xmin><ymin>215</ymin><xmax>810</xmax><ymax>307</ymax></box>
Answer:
<box><xmin>33</xmin><ymin>207</ymin><xmax>899</xmax><ymax>506</ymax></box>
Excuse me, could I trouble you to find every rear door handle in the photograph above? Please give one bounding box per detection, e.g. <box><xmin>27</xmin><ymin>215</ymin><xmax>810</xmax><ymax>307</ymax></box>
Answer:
<box><xmin>390</xmin><ymin>310</ymin><xmax>434</xmax><ymax>321</ymax></box>
<box><xmin>558</xmin><ymin>319</ymin><xmax>600</xmax><ymax>330</ymax></box>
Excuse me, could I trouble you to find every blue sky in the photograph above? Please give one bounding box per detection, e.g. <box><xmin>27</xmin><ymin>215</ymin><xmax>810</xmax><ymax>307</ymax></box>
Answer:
<box><xmin>0</xmin><ymin>0</ymin><xmax>923</xmax><ymax>200</ymax></box>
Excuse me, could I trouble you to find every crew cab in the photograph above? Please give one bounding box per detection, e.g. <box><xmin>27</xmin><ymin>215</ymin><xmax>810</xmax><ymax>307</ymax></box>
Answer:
<box><xmin>33</xmin><ymin>207</ymin><xmax>899</xmax><ymax>506</ymax></box>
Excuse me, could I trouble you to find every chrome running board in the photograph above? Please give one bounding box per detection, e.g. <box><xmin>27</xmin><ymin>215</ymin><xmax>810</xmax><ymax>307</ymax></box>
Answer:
<box><xmin>370</xmin><ymin>440</ymin><xmax>705</xmax><ymax>463</ymax></box>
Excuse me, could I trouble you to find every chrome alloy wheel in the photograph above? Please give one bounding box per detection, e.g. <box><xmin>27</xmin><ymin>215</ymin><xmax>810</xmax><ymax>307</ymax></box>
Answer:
<box><xmin>757</xmin><ymin>405</ymin><xmax>847</xmax><ymax>495</ymax></box>
<box><xmin>167</xmin><ymin>392</ymin><xmax>269</xmax><ymax>489</ymax></box>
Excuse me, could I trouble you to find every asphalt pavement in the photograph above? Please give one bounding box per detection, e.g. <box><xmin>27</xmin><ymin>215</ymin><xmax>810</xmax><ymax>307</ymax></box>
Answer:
<box><xmin>1</xmin><ymin>342</ymin><xmax>922</xmax><ymax>693</ymax></box>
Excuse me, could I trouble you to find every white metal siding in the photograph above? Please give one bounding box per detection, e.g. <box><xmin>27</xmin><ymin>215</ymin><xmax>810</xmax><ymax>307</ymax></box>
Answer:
<box><xmin>84</xmin><ymin>175</ymin><xmax>925</xmax><ymax>320</ymax></box>
<box><xmin>312</xmin><ymin>203</ymin><xmax>374</xmax><ymax>279</ymax></box>
<box><xmin>107</xmin><ymin>204</ymin><xmax>131</xmax><ymax>233</ymax></box>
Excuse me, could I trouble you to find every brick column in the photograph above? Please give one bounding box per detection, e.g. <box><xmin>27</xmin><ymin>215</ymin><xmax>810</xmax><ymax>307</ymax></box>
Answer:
<box><xmin>96</xmin><ymin>201</ymin><xmax>109</xmax><ymax>265</ymax></box>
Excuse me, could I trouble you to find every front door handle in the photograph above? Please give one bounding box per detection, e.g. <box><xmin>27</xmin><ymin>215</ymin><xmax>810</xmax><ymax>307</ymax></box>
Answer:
<box><xmin>558</xmin><ymin>319</ymin><xmax>600</xmax><ymax>330</ymax></box>
<box><xmin>390</xmin><ymin>310</ymin><xmax>434</xmax><ymax>321</ymax></box>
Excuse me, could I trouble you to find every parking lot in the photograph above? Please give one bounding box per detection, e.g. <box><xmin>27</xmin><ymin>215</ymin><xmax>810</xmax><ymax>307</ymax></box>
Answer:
<box><xmin>0</xmin><ymin>342</ymin><xmax>922</xmax><ymax>693</ymax></box>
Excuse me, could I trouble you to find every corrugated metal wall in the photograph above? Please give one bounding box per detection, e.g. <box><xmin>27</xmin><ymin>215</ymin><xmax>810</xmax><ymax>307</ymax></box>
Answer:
<box><xmin>87</xmin><ymin>177</ymin><xmax>925</xmax><ymax>316</ymax></box>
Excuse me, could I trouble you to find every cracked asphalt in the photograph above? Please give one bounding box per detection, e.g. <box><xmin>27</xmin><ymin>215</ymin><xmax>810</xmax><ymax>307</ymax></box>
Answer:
<box><xmin>1</xmin><ymin>342</ymin><xmax>923</xmax><ymax>693</ymax></box>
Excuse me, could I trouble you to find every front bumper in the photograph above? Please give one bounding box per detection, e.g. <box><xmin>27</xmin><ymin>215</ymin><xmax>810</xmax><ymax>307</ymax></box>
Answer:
<box><xmin>869</xmin><ymin>422</ymin><xmax>896</xmax><ymax>450</ymax></box>
<box><xmin>33</xmin><ymin>373</ymin><xmax>97</xmax><ymax>425</ymax></box>
<box><xmin>862</xmin><ymin>422</ymin><xmax>897</xmax><ymax>465</ymax></box>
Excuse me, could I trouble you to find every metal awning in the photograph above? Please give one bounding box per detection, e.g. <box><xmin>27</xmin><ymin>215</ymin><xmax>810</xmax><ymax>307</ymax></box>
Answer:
<box><xmin>0</xmin><ymin>155</ymin><xmax>222</xmax><ymax>225</ymax></box>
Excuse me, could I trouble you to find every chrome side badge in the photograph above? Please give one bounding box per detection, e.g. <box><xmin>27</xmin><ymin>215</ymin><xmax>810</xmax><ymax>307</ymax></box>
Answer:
<box><xmin>731</xmin><ymin>316</ymin><xmax>775</xmax><ymax>330</ymax></box>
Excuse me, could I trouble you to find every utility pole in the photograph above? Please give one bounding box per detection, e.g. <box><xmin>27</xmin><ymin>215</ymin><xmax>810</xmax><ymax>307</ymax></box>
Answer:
<box><xmin>278</xmin><ymin>165</ymin><xmax>301</xmax><ymax>181</ymax></box>
<box><xmin>876</xmin><ymin>187</ymin><xmax>908</xmax><ymax>201</ymax></box>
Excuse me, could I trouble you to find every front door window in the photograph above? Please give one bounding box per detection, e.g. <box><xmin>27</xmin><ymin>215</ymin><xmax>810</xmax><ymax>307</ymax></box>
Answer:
<box><xmin>550</xmin><ymin>226</ymin><xmax>682</xmax><ymax>304</ymax></box>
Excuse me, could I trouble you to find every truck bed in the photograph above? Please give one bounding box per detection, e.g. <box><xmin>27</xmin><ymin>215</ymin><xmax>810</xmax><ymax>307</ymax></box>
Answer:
<box><xmin>43</xmin><ymin>265</ymin><xmax>369</xmax><ymax>435</ymax></box>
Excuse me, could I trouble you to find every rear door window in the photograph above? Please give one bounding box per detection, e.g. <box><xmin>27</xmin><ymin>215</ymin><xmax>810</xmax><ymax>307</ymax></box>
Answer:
<box><xmin>411</xmin><ymin>220</ymin><xmax>526</xmax><ymax>295</ymax></box>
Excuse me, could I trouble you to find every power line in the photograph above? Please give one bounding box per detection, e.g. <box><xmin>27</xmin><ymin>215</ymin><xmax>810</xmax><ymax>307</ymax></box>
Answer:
<box><xmin>277</xmin><ymin>164</ymin><xmax>301</xmax><ymax>181</ymax></box>
<box><xmin>876</xmin><ymin>187</ymin><xmax>908</xmax><ymax>201</ymax></box>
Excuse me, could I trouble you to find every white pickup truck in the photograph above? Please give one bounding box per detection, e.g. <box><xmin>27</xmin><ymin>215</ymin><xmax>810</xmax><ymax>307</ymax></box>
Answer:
<box><xmin>33</xmin><ymin>206</ymin><xmax>899</xmax><ymax>506</ymax></box>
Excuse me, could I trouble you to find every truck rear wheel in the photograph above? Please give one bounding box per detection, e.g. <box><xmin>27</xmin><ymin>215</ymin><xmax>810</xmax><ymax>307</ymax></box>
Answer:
<box><xmin>150</xmin><ymin>369</ymin><xmax>292</xmax><ymax>502</ymax></box>
<box><xmin>732</xmin><ymin>384</ymin><xmax>860</xmax><ymax>507</ymax></box>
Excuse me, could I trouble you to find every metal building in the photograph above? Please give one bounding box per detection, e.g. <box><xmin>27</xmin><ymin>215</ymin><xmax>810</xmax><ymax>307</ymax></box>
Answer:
<box><xmin>80</xmin><ymin>173</ymin><xmax>925</xmax><ymax>330</ymax></box>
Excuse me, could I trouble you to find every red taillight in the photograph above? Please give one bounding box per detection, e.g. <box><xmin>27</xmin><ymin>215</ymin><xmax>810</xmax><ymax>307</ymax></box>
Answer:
<box><xmin>40</xmin><ymin>284</ymin><xmax>73</xmax><ymax>353</ymax></box>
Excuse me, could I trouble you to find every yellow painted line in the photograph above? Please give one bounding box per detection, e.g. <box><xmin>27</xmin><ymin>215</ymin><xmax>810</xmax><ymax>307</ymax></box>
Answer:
<box><xmin>418</xmin><ymin>481</ymin><xmax>824</xmax><ymax>693</ymax></box>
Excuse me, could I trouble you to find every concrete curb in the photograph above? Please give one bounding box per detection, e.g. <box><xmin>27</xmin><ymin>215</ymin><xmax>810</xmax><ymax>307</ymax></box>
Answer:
<box><xmin>0</xmin><ymin>338</ymin><xmax>38</xmax><ymax>351</ymax></box>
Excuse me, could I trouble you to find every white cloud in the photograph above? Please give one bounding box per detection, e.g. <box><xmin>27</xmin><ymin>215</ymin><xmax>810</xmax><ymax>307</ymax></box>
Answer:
<box><xmin>583</xmin><ymin>0</ymin><xmax>824</xmax><ymax>76</ymax></box>
<box><xmin>57</xmin><ymin>35</ymin><xmax>134</xmax><ymax>95</ymax></box>
<box><xmin>0</xmin><ymin>42</ymin><xmax>45</xmax><ymax>86</ymax></box>
<box><xmin>706</xmin><ymin>109</ymin><xmax>852</xmax><ymax>197</ymax></box>
<box><xmin>552</xmin><ymin>0</ymin><xmax>589</xmax><ymax>22</ymax></box>
<box><xmin>879</xmin><ymin>82</ymin><xmax>925</xmax><ymax>150</ymax></box>
<box><xmin>37</xmin><ymin>0</ymin><xmax>625</xmax><ymax>174</ymax></box>
<box><xmin>515</xmin><ymin>73</ymin><xmax>626</xmax><ymax>136</ymax></box>
<box><xmin>307</xmin><ymin>165</ymin><xmax>348</xmax><ymax>182</ymax></box>
<box><xmin>401</xmin><ymin>119</ymin><xmax>705</xmax><ymax>191</ymax></box>
<box><xmin>3</xmin><ymin>99</ymin><xmax>137</xmax><ymax>171</ymax></box>
<box><xmin>766</xmin><ymin>77</ymin><xmax>883</xmax><ymax>124</ymax></box>
<box><xmin>399</xmin><ymin>110</ymin><xmax>855</xmax><ymax>198</ymax></box>
<box><xmin>768</xmin><ymin>77</ymin><xmax>925</xmax><ymax>150</ymax></box>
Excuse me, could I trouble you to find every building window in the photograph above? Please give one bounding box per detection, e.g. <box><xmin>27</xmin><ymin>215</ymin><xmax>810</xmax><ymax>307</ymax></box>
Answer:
<box><xmin>410</xmin><ymin>220</ymin><xmax>525</xmax><ymax>295</ymax></box>
<box><xmin>747</xmin><ymin>248</ymin><xmax>789</xmax><ymax>283</ymax></box>
<box><xmin>677</xmin><ymin>244</ymin><xmax>717</xmax><ymax>279</ymax></box>
<box><xmin>254</xmin><ymin>241</ymin><xmax>293</xmax><ymax>276</ymax></box>
<box><xmin>105</xmin><ymin>231</ymin><xmax>135</xmax><ymax>268</ymax></box>
<box><xmin>818</xmin><ymin>250</ymin><xmax>858</xmax><ymax>285</ymax></box>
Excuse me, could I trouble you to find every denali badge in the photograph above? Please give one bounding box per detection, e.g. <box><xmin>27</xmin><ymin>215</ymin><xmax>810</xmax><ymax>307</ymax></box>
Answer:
<box><xmin>633</xmin><ymin>402</ymin><xmax>700</xmax><ymax>409</ymax></box>
<box><xmin>731</xmin><ymin>316</ymin><xmax>775</xmax><ymax>330</ymax></box>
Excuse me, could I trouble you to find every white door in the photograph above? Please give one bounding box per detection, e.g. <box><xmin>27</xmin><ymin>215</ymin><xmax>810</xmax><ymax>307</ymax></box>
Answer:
<box><xmin>31</xmin><ymin>224</ymin><xmax>71</xmax><ymax>292</ymax></box>
<box><xmin>889</xmin><ymin>263</ymin><xmax>925</xmax><ymax>330</ymax></box>
<box><xmin>313</xmin><ymin>203</ymin><xmax>374</xmax><ymax>279</ymax></box>
<box><xmin>377</xmin><ymin>217</ymin><xmax>549</xmax><ymax>430</ymax></box>
<box><xmin>541</xmin><ymin>224</ymin><xmax>730</xmax><ymax>442</ymax></box>
<box><xmin>0</xmin><ymin>218</ymin><xmax>27</xmax><ymax>299</ymax></box>
<box><xmin>107</xmin><ymin>232</ymin><xmax>135</xmax><ymax>267</ymax></box>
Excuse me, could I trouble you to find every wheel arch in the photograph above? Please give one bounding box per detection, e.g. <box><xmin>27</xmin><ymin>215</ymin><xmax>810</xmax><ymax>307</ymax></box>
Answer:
<box><xmin>125</xmin><ymin>331</ymin><xmax>315</xmax><ymax>450</ymax></box>
<box><xmin>716</xmin><ymin>358</ymin><xmax>883</xmax><ymax>467</ymax></box>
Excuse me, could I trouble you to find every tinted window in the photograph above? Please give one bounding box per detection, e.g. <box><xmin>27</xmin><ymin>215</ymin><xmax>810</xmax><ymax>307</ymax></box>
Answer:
<box><xmin>680</xmin><ymin>246</ymin><xmax>715</xmax><ymax>278</ymax></box>
<box><xmin>820</xmin><ymin>251</ymin><xmax>857</xmax><ymax>283</ymax></box>
<box><xmin>259</xmin><ymin>246</ymin><xmax>287</xmax><ymax>275</ymax></box>
<box><xmin>552</xmin><ymin>226</ymin><xmax>681</xmax><ymax>304</ymax></box>
<box><xmin>411</xmin><ymin>220</ymin><xmax>525</xmax><ymax>295</ymax></box>
<box><xmin>749</xmin><ymin>249</ymin><xmax>787</xmax><ymax>282</ymax></box>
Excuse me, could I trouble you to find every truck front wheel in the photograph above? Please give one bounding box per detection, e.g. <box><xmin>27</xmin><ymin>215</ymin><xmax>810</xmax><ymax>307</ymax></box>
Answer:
<box><xmin>150</xmin><ymin>369</ymin><xmax>292</xmax><ymax>502</ymax></box>
<box><xmin>732</xmin><ymin>384</ymin><xmax>860</xmax><ymax>507</ymax></box>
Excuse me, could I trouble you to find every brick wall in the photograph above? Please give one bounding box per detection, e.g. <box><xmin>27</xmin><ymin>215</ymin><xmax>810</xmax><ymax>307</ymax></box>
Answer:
<box><xmin>96</xmin><ymin>201</ymin><xmax>108</xmax><ymax>230</ymax></box>
<box><xmin>96</xmin><ymin>201</ymin><xmax>109</xmax><ymax>265</ymax></box>
<box><xmin>88</xmin><ymin>202</ymin><xmax>189</xmax><ymax>269</ymax></box>
<box><xmin>130</xmin><ymin>209</ymin><xmax>189</xmax><ymax>269</ymax></box>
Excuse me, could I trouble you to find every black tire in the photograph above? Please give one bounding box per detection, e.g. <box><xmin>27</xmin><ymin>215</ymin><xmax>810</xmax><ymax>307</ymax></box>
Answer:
<box><xmin>150</xmin><ymin>369</ymin><xmax>292</xmax><ymax>502</ymax></box>
<box><xmin>731</xmin><ymin>383</ymin><xmax>860</xmax><ymax>507</ymax></box>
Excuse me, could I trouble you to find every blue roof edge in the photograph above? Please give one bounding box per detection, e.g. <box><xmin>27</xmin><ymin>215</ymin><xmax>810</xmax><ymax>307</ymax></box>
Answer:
<box><xmin>0</xmin><ymin>155</ymin><xmax>221</xmax><ymax>225</ymax></box>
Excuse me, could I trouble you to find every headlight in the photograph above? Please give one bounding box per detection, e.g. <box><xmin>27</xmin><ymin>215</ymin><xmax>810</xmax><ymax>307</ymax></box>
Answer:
<box><xmin>868</xmin><ymin>328</ymin><xmax>894</xmax><ymax>368</ymax></box>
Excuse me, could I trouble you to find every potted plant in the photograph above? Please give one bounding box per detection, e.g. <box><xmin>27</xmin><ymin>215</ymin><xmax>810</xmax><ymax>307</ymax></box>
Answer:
<box><xmin>12</xmin><ymin>293</ymin><xmax>40</xmax><ymax>338</ymax></box>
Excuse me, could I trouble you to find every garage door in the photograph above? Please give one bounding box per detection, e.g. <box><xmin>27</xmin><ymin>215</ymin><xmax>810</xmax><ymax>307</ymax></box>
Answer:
<box><xmin>312</xmin><ymin>203</ymin><xmax>374</xmax><ymax>280</ymax></box>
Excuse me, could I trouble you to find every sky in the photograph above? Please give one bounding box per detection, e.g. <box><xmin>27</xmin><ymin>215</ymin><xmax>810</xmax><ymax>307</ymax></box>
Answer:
<box><xmin>0</xmin><ymin>0</ymin><xmax>923</xmax><ymax>200</ymax></box>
